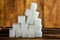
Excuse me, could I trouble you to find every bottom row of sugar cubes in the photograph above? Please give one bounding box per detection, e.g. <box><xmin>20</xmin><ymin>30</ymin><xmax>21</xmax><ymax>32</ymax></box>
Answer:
<box><xmin>20</xmin><ymin>30</ymin><xmax>42</xmax><ymax>38</ymax></box>
<box><xmin>9</xmin><ymin>28</ymin><xmax>42</xmax><ymax>38</ymax></box>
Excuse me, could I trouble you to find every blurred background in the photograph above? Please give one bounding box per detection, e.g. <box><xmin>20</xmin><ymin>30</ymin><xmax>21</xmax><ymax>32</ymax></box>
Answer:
<box><xmin>0</xmin><ymin>0</ymin><xmax>60</xmax><ymax>28</ymax></box>
<box><xmin>0</xmin><ymin>0</ymin><xmax>43</xmax><ymax>28</ymax></box>
<box><xmin>44</xmin><ymin>0</ymin><xmax>60</xmax><ymax>28</ymax></box>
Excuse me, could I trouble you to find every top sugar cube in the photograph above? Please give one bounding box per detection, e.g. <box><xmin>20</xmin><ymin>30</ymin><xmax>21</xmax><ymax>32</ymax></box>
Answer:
<box><xmin>18</xmin><ymin>16</ymin><xmax>25</xmax><ymax>23</ymax></box>
<box><xmin>30</xmin><ymin>2</ymin><xmax>37</xmax><ymax>11</ymax></box>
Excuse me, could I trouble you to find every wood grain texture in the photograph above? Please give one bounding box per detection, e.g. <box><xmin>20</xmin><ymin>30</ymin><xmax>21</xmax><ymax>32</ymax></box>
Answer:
<box><xmin>1</xmin><ymin>0</ymin><xmax>60</xmax><ymax>28</ymax></box>
<box><xmin>0</xmin><ymin>0</ymin><xmax>43</xmax><ymax>27</ymax></box>
<box><xmin>44</xmin><ymin>0</ymin><xmax>60</xmax><ymax>28</ymax></box>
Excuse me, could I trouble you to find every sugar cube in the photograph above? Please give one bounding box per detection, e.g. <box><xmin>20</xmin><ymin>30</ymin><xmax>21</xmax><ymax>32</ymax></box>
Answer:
<box><xmin>12</xmin><ymin>23</ymin><xmax>21</xmax><ymax>30</ymax></box>
<box><xmin>18</xmin><ymin>16</ymin><xmax>25</xmax><ymax>23</ymax></box>
<box><xmin>27</xmin><ymin>16</ymin><xmax>34</xmax><ymax>24</ymax></box>
<box><xmin>21</xmin><ymin>23</ymin><xmax>28</xmax><ymax>31</ymax></box>
<box><xmin>29</xmin><ymin>25</ymin><xmax>35</xmax><ymax>31</ymax></box>
<box><xmin>30</xmin><ymin>2</ymin><xmax>37</xmax><ymax>11</ymax></box>
<box><xmin>9</xmin><ymin>28</ymin><xmax>15</xmax><ymax>37</ymax></box>
<box><xmin>34</xmin><ymin>24</ymin><xmax>42</xmax><ymax>31</ymax></box>
<box><xmin>36</xmin><ymin>11</ymin><xmax>39</xmax><ymax>18</ymax></box>
<box><xmin>33</xmin><ymin>11</ymin><xmax>39</xmax><ymax>20</ymax></box>
<box><xmin>25</xmin><ymin>9</ymin><xmax>32</xmax><ymax>16</ymax></box>
<box><xmin>28</xmin><ymin>30</ymin><xmax>35</xmax><ymax>38</ymax></box>
<box><xmin>15</xmin><ymin>29</ymin><xmax>21</xmax><ymax>37</ymax></box>
<box><xmin>35</xmin><ymin>31</ymin><xmax>42</xmax><ymax>37</ymax></box>
<box><xmin>34</xmin><ymin>18</ymin><xmax>42</xmax><ymax>25</ymax></box>
<box><xmin>22</xmin><ymin>31</ymin><xmax>28</xmax><ymax>38</ymax></box>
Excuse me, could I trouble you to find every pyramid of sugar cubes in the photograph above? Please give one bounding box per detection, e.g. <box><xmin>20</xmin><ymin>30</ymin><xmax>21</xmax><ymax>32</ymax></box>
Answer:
<box><xmin>9</xmin><ymin>2</ymin><xmax>42</xmax><ymax>38</ymax></box>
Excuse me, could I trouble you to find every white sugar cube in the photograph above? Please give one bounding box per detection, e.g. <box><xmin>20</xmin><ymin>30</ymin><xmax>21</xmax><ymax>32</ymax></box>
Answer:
<box><xmin>30</xmin><ymin>2</ymin><xmax>37</xmax><ymax>11</ymax></box>
<box><xmin>27</xmin><ymin>16</ymin><xmax>34</xmax><ymax>24</ymax></box>
<box><xmin>12</xmin><ymin>23</ymin><xmax>21</xmax><ymax>37</ymax></box>
<box><xmin>12</xmin><ymin>23</ymin><xmax>21</xmax><ymax>30</ymax></box>
<box><xmin>18</xmin><ymin>16</ymin><xmax>25</xmax><ymax>23</ymax></box>
<box><xmin>26</xmin><ymin>11</ymin><xmax>39</xmax><ymax>24</ymax></box>
<box><xmin>34</xmin><ymin>18</ymin><xmax>42</xmax><ymax>31</ymax></box>
<box><xmin>28</xmin><ymin>30</ymin><xmax>35</xmax><ymax>38</ymax></box>
<box><xmin>34</xmin><ymin>18</ymin><xmax>42</xmax><ymax>25</ymax></box>
<box><xmin>9</xmin><ymin>28</ymin><xmax>15</xmax><ymax>37</ymax></box>
<box><xmin>29</xmin><ymin>25</ymin><xmax>35</xmax><ymax>31</ymax></box>
<box><xmin>22</xmin><ymin>31</ymin><xmax>28</xmax><ymax>37</ymax></box>
<box><xmin>34</xmin><ymin>24</ymin><xmax>42</xmax><ymax>31</ymax></box>
<box><xmin>25</xmin><ymin>9</ymin><xmax>32</xmax><ymax>16</ymax></box>
<box><xmin>36</xmin><ymin>11</ymin><xmax>39</xmax><ymax>18</ymax></box>
<box><xmin>15</xmin><ymin>29</ymin><xmax>21</xmax><ymax>37</ymax></box>
<box><xmin>12</xmin><ymin>23</ymin><xmax>17</xmax><ymax>30</ymax></box>
<box><xmin>21</xmin><ymin>23</ymin><xmax>28</xmax><ymax>31</ymax></box>
<box><xmin>32</xmin><ymin>11</ymin><xmax>39</xmax><ymax>20</ymax></box>
<box><xmin>35</xmin><ymin>31</ymin><xmax>42</xmax><ymax>37</ymax></box>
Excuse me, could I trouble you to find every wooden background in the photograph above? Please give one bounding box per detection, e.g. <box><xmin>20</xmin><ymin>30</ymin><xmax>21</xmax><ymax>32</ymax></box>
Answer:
<box><xmin>0</xmin><ymin>0</ymin><xmax>60</xmax><ymax>28</ymax></box>
<box><xmin>44</xmin><ymin>0</ymin><xmax>60</xmax><ymax>28</ymax></box>
<box><xmin>0</xmin><ymin>0</ymin><xmax>43</xmax><ymax>28</ymax></box>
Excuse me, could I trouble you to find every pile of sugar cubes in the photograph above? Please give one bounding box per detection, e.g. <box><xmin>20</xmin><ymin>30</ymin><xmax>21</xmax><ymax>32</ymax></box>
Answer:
<box><xmin>9</xmin><ymin>2</ymin><xmax>42</xmax><ymax>38</ymax></box>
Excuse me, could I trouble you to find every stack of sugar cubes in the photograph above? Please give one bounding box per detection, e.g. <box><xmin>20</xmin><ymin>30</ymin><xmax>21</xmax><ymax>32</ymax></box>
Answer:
<box><xmin>9</xmin><ymin>2</ymin><xmax>42</xmax><ymax>38</ymax></box>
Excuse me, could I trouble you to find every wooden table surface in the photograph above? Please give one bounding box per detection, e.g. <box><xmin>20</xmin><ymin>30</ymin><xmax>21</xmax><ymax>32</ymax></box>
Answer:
<box><xmin>0</xmin><ymin>28</ymin><xmax>60</xmax><ymax>40</ymax></box>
